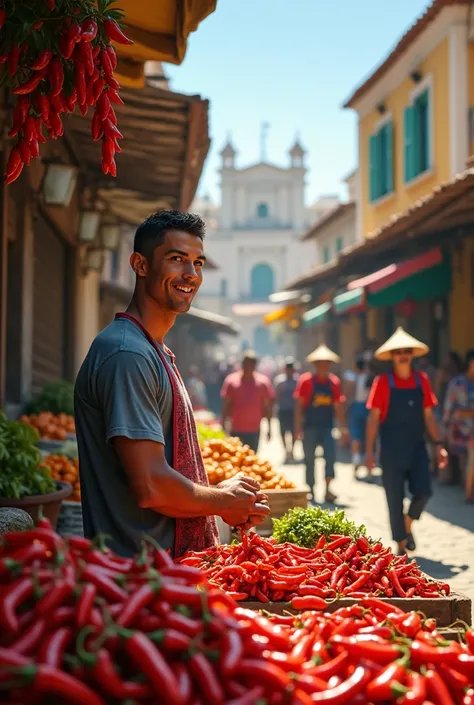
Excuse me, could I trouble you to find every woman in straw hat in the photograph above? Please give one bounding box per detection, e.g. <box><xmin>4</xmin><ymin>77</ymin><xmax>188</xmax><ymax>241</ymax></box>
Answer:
<box><xmin>365</xmin><ymin>327</ymin><xmax>448</xmax><ymax>555</ymax></box>
<box><xmin>294</xmin><ymin>344</ymin><xmax>349</xmax><ymax>504</ymax></box>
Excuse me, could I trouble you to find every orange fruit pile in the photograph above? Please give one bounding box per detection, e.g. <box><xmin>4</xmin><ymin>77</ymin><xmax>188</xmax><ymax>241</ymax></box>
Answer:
<box><xmin>41</xmin><ymin>454</ymin><xmax>81</xmax><ymax>502</ymax></box>
<box><xmin>201</xmin><ymin>437</ymin><xmax>295</xmax><ymax>490</ymax></box>
<box><xmin>19</xmin><ymin>412</ymin><xmax>75</xmax><ymax>440</ymax></box>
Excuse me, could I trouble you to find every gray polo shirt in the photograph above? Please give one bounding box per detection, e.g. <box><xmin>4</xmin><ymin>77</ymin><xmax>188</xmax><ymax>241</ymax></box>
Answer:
<box><xmin>74</xmin><ymin>317</ymin><xmax>176</xmax><ymax>556</ymax></box>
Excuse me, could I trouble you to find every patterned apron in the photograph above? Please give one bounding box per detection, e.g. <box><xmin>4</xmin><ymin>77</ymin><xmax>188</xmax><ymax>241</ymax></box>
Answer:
<box><xmin>115</xmin><ymin>313</ymin><xmax>219</xmax><ymax>558</ymax></box>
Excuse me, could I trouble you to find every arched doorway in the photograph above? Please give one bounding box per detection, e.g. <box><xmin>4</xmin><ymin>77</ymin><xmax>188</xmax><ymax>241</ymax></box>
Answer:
<box><xmin>250</xmin><ymin>263</ymin><xmax>274</xmax><ymax>300</ymax></box>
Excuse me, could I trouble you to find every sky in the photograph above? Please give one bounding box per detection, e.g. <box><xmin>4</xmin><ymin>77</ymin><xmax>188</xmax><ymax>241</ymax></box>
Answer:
<box><xmin>166</xmin><ymin>0</ymin><xmax>429</xmax><ymax>206</ymax></box>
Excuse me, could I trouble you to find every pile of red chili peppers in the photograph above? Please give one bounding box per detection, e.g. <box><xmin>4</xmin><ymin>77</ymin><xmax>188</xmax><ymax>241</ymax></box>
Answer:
<box><xmin>180</xmin><ymin>531</ymin><xmax>450</xmax><ymax>606</ymax></box>
<box><xmin>0</xmin><ymin>519</ymin><xmax>470</xmax><ymax>704</ymax></box>
<box><xmin>1</xmin><ymin>0</ymin><xmax>131</xmax><ymax>184</ymax></box>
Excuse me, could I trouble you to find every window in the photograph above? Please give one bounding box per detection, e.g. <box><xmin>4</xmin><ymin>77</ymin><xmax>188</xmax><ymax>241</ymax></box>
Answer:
<box><xmin>257</xmin><ymin>202</ymin><xmax>269</xmax><ymax>218</ymax></box>
<box><xmin>323</xmin><ymin>246</ymin><xmax>330</xmax><ymax>264</ymax></box>
<box><xmin>404</xmin><ymin>87</ymin><xmax>430</xmax><ymax>182</ymax></box>
<box><xmin>250</xmin><ymin>263</ymin><xmax>274</xmax><ymax>300</ymax></box>
<box><xmin>220</xmin><ymin>278</ymin><xmax>228</xmax><ymax>298</ymax></box>
<box><xmin>369</xmin><ymin>120</ymin><xmax>394</xmax><ymax>202</ymax></box>
<box><xmin>336</xmin><ymin>237</ymin><xmax>343</xmax><ymax>254</ymax></box>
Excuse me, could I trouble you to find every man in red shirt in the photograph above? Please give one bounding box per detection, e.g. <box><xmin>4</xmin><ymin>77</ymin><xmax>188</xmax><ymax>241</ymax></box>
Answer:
<box><xmin>366</xmin><ymin>328</ymin><xmax>448</xmax><ymax>555</ymax></box>
<box><xmin>295</xmin><ymin>345</ymin><xmax>349</xmax><ymax>504</ymax></box>
<box><xmin>221</xmin><ymin>350</ymin><xmax>275</xmax><ymax>452</ymax></box>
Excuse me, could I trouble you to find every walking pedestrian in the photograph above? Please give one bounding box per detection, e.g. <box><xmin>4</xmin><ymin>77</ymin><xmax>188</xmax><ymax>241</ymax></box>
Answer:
<box><xmin>365</xmin><ymin>327</ymin><xmax>447</xmax><ymax>555</ymax></box>
<box><xmin>274</xmin><ymin>357</ymin><xmax>299</xmax><ymax>463</ymax></box>
<box><xmin>221</xmin><ymin>350</ymin><xmax>275</xmax><ymax>452</ymax></box>
<box><xmin>442</xmin><ymin>348</ymin><xmax>474</xmax><ymax>502</ymax></box>
<box><xmin>345</xmin><ymin>355</ymin><xmax>371</xmax><ymax>478</ymax></box>
<box><xmin>294</xmin><ymin>344</ymin><xmax>349</xmax><ymax>504</ymax></box>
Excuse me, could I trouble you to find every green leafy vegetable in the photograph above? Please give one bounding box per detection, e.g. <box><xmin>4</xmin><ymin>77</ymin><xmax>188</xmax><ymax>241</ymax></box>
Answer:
<box><xmin>0</xmin><ymin>410</ymin><xmax>56</xmax><ymax>499</ymax></box>
<box><xmin>197</xmin><ymin>423</ymin><xmax>226</xmax><ymax>445</ymax></box>
<box><xmin>272</xmin><ymin>506</ymin><xmax>367</xmax><ymax>548</ymax></box>
<box><xmin>26</xmin><ymin>379</ymin><xmax>74</xmax><ymax>417</ymax></box>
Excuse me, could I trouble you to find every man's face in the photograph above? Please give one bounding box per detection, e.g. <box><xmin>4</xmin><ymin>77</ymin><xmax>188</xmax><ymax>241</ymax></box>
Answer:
<box><xmin>391</xmin><ymin>348</ymin><xmax>414</xmax><ymax>367</ymax></box>
<box><xmin>315</xmin><ymin>361</ymin><xmax>330</xmax><ymax>376</ymax></box>
<box><xmin>133</xmin><ymin>230</ymin><xmax>205</xmax><ymax>314</ymax></box>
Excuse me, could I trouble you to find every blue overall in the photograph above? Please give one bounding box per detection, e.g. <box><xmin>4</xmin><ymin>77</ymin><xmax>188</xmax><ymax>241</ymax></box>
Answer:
<box><xmin>380</xmin><ymin>372</ymin><xmax>432</xmax><ymax>542</ymax></box>
<box><xmin>303</xmin><ymin>377</ymin><xmax>335</xmax><ymax>494</ymax></box>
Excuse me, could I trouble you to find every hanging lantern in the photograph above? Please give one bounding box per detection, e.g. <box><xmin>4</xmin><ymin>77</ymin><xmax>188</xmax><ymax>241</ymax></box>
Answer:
<box><xmin>396</xmin><ymin>298</ymin><xmax>417</xmax><ymax>318</ymax></box>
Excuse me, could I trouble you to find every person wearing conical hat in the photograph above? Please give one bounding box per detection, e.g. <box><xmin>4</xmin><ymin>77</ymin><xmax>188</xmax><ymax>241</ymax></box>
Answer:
<box><xmin>294</xmin><ymin>344</ymin><xmax>349</xmax><ymax>504</ymax></box>
<box><xmin>365</xmin><ymin>327</ymin><xmax>447</xmax><ymax>555</ymax></box>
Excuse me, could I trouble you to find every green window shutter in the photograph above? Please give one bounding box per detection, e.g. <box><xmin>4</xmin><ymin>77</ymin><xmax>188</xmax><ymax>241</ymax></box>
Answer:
<box><xmin>336</xmin><ymin>237</ymin><xmax>343</xmax><ymax>253</ymax></box>
<box><xmin>369</xmin><ymin>134</ymin><xmax>378</xmax><ymax>201</ymax></box>
<box><xmin>404</xmin><ymin>106</ymin><xmax>415</xmax><ymax>182</ymax></box>
<box><xmin>385</xmin><ymin>121</ymin><xmax>394</xmax><ymax>193</ymax></box>
<box><xmin>323</xmin><ymin>246</ymin><xmax>330</xmax><ymax>264</ymax></box>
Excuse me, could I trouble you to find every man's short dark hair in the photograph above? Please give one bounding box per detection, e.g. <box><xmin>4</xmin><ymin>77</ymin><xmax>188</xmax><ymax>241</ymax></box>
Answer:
<box><xmin>134</xmin><ymin>209</ymin><xmax>206</xmax><ymax>259</ymax></box>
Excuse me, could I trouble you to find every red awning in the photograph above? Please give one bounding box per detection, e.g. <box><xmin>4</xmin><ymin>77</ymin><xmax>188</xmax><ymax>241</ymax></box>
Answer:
<box><xmin>347</xmin><ymin>247</ymin><xmax>443</xmax><ymax>294</ymax></box>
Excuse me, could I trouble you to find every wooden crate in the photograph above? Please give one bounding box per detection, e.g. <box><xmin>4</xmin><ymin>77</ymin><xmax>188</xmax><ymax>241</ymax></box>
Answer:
<box><xmin>240</xmin><ymin>592</ymin><xmax>471</xmax><ymax>628</ymax></box>
<box><xmin>258</xmin><ymin>486</ymin><xmax>310</xmax><ymax>533</ymax></box>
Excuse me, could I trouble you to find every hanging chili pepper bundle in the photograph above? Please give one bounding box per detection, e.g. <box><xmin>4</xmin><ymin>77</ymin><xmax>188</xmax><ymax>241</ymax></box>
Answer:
<box><xmin>179</xmin><ymin>529</ymin><xmax>450</xmax><ymax>605</ymax></box>
<box><xmin>0</xmin><ymin>0</ymin><xmax>132</xmax><ymax>184</ymax></box>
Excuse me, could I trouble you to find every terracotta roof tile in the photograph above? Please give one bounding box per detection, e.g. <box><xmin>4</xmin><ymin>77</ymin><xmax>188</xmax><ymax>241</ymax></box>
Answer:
<box><xmin>344</xmin><ymin>0</ymin><xmax>467</xmax><ymax>109</ymax></box>
<box><xmin>301</xmin><ymin>202</ymin><xmax>355</xmax><ymax>241</ymax></box>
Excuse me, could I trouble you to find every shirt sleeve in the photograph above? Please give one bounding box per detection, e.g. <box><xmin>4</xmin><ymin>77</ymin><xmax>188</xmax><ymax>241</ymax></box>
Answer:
<box><xmin>220</xmin><ymin>376</ymin><xmax>232</xmax><ymax>399</ymax></box>
<box><xmin>95</xmin><ymin>351</ymin><xmax>165</xmax><ymax>444</ymax></box>
<box><xmin>331</xmin><ymin>376</ymin><xmax>345</xmax><ymax>403</ymax></box>
<box><xmin>420</xmin><ymin>372</ymin><xmax>438</xmax><ymax>408</ymax></box>
<box><xmin>366</xmin><ymin>375</ymin><xmax>388</xmax><ymax>412</ymax></box>
<box><xmin>294</xmin><ymin>375</ymin><xmax>311</xmax><ymax>406</ymax></box>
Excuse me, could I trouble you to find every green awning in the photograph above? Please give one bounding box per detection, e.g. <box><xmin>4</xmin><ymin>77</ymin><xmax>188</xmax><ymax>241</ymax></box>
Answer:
<box><xmin>302</xmin><ymin>302</ymin><xmax>331</xmax><ymax>327</ymax></box>
<box><xmin>333</xmin><ymin>287</ymin><xmax>365</xmax><ymax>315</ymax></box>
<box><xmin>367</xmin><ymin>257</ymin><xmax>451</xmax><ymax>308</ymax></box>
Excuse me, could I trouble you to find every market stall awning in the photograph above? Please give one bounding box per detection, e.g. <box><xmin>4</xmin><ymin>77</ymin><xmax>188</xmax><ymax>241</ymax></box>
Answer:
<box><xmin>333</xmin><ymin>287</ymin><xmax>365</xmax><ymax>315</ymax></box>
<box><xmin>67</xmin><ymin>83</ymin><xmax>210</xmax><ymax>223</ymax></box>
<box><xmin>232</xmin><ymin>303</ymin><xmax>277</xmax><ymax>317</ymax></box>
<box><xmin>115</xmin><ymin>0</ymin><xmax>217</xmax><ymax>87</ymax></box>
<box><xmin>263</xmin><ymin>305</ymin><xmax>296</xmax><ymax>325</ymax></box>
<box><xmin>184</xmin><ymin>306</ymin><xmax>239</xmax><ymax>336</ymax></box>
<box><xmin>302</xmin><ymin>302</ymin><xmax>331</xmax><ymax>328</ymax></box>
<box><xmin>348</xmin><ymin>247</ymin><xmax>443</xmax><ymax>294</ymax></box>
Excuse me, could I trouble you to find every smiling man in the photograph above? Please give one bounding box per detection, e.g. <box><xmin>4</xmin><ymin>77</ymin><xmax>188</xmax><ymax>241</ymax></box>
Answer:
<box><xmin>74</xmin><ymin>210</ymin><xmax>269</xmax><ymax>557</ymax></box>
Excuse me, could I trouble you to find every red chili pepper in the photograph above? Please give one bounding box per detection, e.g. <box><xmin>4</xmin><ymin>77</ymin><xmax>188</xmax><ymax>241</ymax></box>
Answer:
<box><xmin>75</xmin><ymin>583</ymin><xmax>96</xmax><ymax>628</ymax></box>
<box><xmin>332</xmin><ymin>636</ymin><xmax>403</xmax><ymax>664</ymax></box>
<box><xmin>0</xmin><ymin>541</ymin><xmax>46</xmax><ymax>575</ymax></box>
<box><xmin>466</xmin><ymin>630</ymin><xmax>474</xmax><ymax>652</ymax></box>
<box><xmin>13</xmin><ymin>69</ymin><xmax>46</xmax><ymax>95</ymax></box>
<box><xmin>124</xmin><ymin>631</ymin><xmax>182</xmax><ymax>705</ymax></box>
<box><xmin>4</xmin><ymin>158</ymin><xmax>23</xmax><ymax>184</ymax></box>
<box><xmin>93</xmin><ymin>78</ymin><xmax>105</xmax><ymax>103</ymax></box>
<box><xmin>80</xmin><ymin>19</ymin><xmax>98</xmax><ymax>42</ymax></box>
<box><xmin>100</xmin><ymin>48</ymin><xmax>114</xmax><ymax>78</ymax></box>
<box><xmin>11</xmin><ymin>618</ymin><xmax>47</xmax><ymax>655</ymax></box>
<box><xmin>8</xmin><ymin>45</ymin><xmax>21</xmax><ymax>77</ymax></box>
<box><xmin>410</xmin><ymin>641</ymin><xmax>461</xmax><ymax>667</ymax></box>
<box><xmin>105</xmin><ymin>45</ymin><xmax>117</xmax><ymax>70</ymax></box>
<box><xmin>104</xmin><ymin>18</ymin><xmax>133</xmax><ymax>45</ymax></box>
<box><xmin>437</xmin><ymin>663</ymin><xmax>469</xmax><ymax>693</ymax></box>
<box><xmin>48</xmin><ymin>111</ymin><xmax>63</xmax><ymax>137</ymax></box>
<box><xmin>30</xmin><ymin>138</ymin><xmax>40</xmax><ymax>158</ymax></box>
<box><xmin>36</xmin><ymin>579</ymin><xmax>73</xmax><ymax>616</ymax></box>
<box><xmin>37</xmin><ymin>627</ymin><xmax>73</xmax><ymax>669</ymax></box>
<box><xmin>48</xmin><ymin>57</ymin><xmax>64</xmax><ymax>97</ymax></box>
<box><xmin>0</xmin><ymin>9</ymin><xmax>6</xmax><ymax>29</ymax></box>
<box><xmin>90</xmin><ymin>648</ymin><xmax>151</xmax><ymax>700</ymax></box>
<box><xmin>59</xmin><ymin>35</ymin><xmax>74</xmax><ymax>60</ymax></box>
<box><xmin>188</xmin><ymin>652</ymin><xmax>224</xmax><ymax>705</ymax></box>
<box><xmin>105</xmin><ymin>73</ymin><xmax>121</xmax><ymax>90</ymax></box>
<box><xmin>65</xmin><ymin>90</ymin><xmax>77</xmax><ymax>112</ymax></box>
<box><xmin>227</xmin><ymin>686</ymin><xmax>265</xmax><ymax>705</ymax></box>
<box><xmin>81</xmin><ymin>566</ymin><xmax>127</xmax><ymax>602</ymax></box>
<box><xmin>96</xmin><ymin>91</ymin><xmax>111</xmax><ymax>121</ymax></box>
<box><xmin>0</xmin><ymin>576</ymin><xmax>33</xmax><ymax>632</ymax></box>
<box><xmin>13</xmin><ymin>664</ymin><xmax>105</xmax><ymax>705</ymax></box>
<box><xmin>220</xmin><ymin>630</ymin><xmax>243</xmax><ymax>676</ymax></box>
<box><xmin>107</xmin><ymin>88</ymin><xmax>124</xmax><ymax>105</ymax></box>
<box><xmin>172</xmin><ymin>662</ymin><xmax>192</xmax><ymax>703</ymax></box>
<box><xmin>78</xmin><ymin>41</ymin><xmax>94</xmax><ymax>77</ymax></box>
<box><xmin>366</xmin><ymin>661</ymin><xmax>408</xmax><ymax>701</ymax></box>
<box><xmin>235</xmin><ymin>658</ymin><xmax>289</xmax><ymax>691</ymax></box>
<box><xmin>117</xmin><ymin>584</ymin><xmax>157</xmax><ymax>627</ymax></box>
<box><xmin>74</xmin><ymin>60</ymin><xmax>87</xmax><ymax>106</ymax></box>
<box><xmin>68</xmin><ymin>23</ymin><xmax>82</xmax><ymax>44</ymax></box>
<box><xmin>31</xmin><ymin>50</ymin><xmax>53</xmax><ymax>71</ymax></box>
<box><xmin>326</xmin><ymin>536</ymin><xmax>352</xmax><ymax>552</ymax></box>
<box><xmin>424</xmin><ymin>668</ymin><xmax>455</xmax><ymax>705</ymax></box>
<box><xmin>49</xmin><ymin>93</ymin><xmax>66</xmax><ymax>114</ymax></box>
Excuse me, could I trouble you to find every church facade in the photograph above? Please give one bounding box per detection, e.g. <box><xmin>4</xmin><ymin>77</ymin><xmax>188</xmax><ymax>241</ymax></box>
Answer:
<box><xmin>194</xmin><ymin>138</ymin><xmax>327</xmax><ymax>357</ymax></box>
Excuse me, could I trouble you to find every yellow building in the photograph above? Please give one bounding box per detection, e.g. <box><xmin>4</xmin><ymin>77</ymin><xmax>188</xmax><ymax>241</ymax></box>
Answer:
<box><xmin>345</xmin><ymin>0</ymin><xmax>470</xmax><ymax>240</ymax></box>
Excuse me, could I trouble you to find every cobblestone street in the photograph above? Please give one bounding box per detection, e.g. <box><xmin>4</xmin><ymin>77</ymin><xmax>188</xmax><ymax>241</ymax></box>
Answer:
<box><xmin>259</xmin><ymin>424</ymin><xmax>474</xmax><ymax>604</ymax></box>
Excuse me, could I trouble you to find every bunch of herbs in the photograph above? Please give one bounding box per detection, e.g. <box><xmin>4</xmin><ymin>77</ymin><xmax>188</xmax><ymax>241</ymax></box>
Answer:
<box><xmin>272</xmin><ymin>506</ymin><xmax>367</xmax><ymax>548</ymax></box>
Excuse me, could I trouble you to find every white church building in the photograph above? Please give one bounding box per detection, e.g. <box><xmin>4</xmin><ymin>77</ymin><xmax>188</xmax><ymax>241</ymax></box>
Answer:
<box><xmin>193</xmin><ymin>137</ymin><xmax>337</xmax><ymax>357</ymax></box>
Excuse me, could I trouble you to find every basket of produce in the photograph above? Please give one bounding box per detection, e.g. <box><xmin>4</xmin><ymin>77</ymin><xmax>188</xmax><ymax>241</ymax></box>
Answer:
<box><xmin>40</xmin><ymin>453</ymin><xmax>83</xmax><ymax>537</ymax></box>
<box><xmin>1</xmin><ymin>518</ymin><xmax>473</xmax><ymax>703</ymax></box>
<box><xmin>0</xmin><ymin>411</ymin><xmax>72</xmax><ymax>528</ymax></box>
<box><xmin>19</xmin><ymin>411</ymin><xmax>76</xmax><ymax>445</ymax></box>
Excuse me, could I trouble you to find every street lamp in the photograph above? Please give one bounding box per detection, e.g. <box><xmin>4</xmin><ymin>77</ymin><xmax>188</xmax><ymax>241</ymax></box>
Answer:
<box><xmin>42</xmin><ymin>162</ymin><xmax>78</xmax><ymax>207</ymax></box>
<box><xmin>100</xmin><ymin>223</ymin><xmax>121</xmax><ymax>251</ymax></box>
<box><xmin>79</xmin><ymin>210</ymin><xmax>101</xmax><ymax>243</ymax></box>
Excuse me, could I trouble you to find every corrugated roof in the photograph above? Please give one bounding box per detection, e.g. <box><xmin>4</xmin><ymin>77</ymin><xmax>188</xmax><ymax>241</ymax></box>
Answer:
<box><xmin>344</xmin><ymin>0</ymin><xmax>468</xmax><ymax>109</ymax></box>
<box><xmin>301</xmin><ymin>202</ymin><xmax>355</xmax><ymax>241</ymax></box>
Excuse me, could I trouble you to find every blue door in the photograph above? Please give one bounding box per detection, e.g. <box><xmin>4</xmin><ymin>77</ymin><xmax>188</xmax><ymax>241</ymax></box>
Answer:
<box><xmin>250</xmin><ymin>263</ymin><xmax>274</xmax><ymax>300</ymax></box>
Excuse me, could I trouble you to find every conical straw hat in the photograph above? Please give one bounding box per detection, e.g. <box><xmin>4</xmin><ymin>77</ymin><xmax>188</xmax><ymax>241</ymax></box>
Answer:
<box><xmin>374</xmin><ymin>327</ymin><xmax>429</xmax><ymax>361</ymax></box>
<box><xmin>306</xmin><ymin>344</ymin><xmax>341</xmax><ymax>364</ymax></box>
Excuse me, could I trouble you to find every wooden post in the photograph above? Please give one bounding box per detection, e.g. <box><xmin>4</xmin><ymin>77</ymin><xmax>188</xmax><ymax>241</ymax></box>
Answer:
<box><xmin>0</xmin><ymin>133</ymin><xmax>8</xmax><ymax>409</ymax></box>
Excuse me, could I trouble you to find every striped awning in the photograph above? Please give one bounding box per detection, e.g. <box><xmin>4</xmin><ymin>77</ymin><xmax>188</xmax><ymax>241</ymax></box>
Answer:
<box><xmin>302</xmin><ymin>302</ymin><xmax>331</xmax><ymax>328</ymax></box>
<box><xmin>333</xmin><ymin>287</ymin><xmax>365</xmax><ymax>315</ymax></box>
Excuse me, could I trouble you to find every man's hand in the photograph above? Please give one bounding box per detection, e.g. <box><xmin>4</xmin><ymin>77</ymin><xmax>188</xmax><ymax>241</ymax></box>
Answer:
<box><xmin>339</xmin><ymin>427</ymin><xmax>350</xmax><ymax>447</ymax></box>
<box><xmin>365</xmin><ymin>451</ymin><xmax>376</xmax><ymax>471</ymax></box>
<box><xmin>436</xmin><ymin>446</ymin><xmax>448</xmax><ymax>470</ymax></box>
<box><xmin>241</xmin><ymin>491</ymin><xmax>270</xmax><ymax>529</ymax></box>
<box><xmin>295</xmin><ymin>428</ymin><xmax>303</xmax><ymax>441</ymax></box>
<box><xmin>217</xmin><ymin>473</ymin><xmax>261</xmax><ymax>527</ymax></box>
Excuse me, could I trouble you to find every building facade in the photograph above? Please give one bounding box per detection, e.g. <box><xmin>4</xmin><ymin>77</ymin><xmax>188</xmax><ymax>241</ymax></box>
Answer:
<box><xmin>194</xmin><ymin>138</ymin><xmax>316</xmax><ymax>357</ymax></box>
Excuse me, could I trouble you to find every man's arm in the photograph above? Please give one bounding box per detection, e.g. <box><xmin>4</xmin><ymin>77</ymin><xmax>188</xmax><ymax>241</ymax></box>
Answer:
<box><xmin>365</xmin><ymin>408</ymin><xmax>380</xmax><ymax>468</ymax></box>
<box><xmin>294</xmin><ymin>397</ymin><xmax>304</xmax><ymax>438</ymax></box>
<box><xmin>424</xmin><ymin>407</ymin><xmax>448</xmax><ymax>469</ymax></box>
<box><xmin>221</xmin><ymin>396</ymin><xmax>232</xmax><ymax>433</ymax></box>
<box><xmin>334</xmin><ymin>402</ymin><xmax>347</xmax><ymax>432</ymax></box>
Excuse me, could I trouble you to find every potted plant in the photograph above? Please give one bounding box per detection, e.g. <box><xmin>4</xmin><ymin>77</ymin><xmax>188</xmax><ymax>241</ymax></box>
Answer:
<box><xmin>0</xmin><ymin>410</ymin><xmax>72</xmax><ymax>528</ymax></box>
